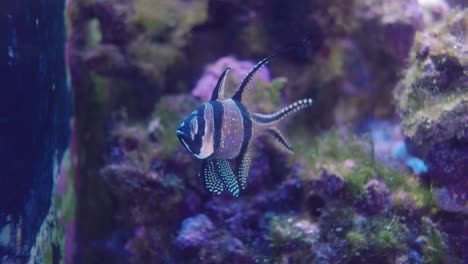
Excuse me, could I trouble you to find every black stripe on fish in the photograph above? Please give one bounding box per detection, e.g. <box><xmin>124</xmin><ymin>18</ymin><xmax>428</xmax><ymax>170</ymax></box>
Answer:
<box><xmin>251</xmin><ymin>98</ymin><xmax>313</xmax><ymax>125</ymax></box>
<box><xmin>211</xmin><ymin>68</ymin><xmax>230</xmax><ymax>101</ymax></box>
<box><xmin>232</xmin><ymin>55</ymin><xmax>276</xmax><ymax>103</ymax></box>
<box><xmin>208</xmin><ymin>101</ymin><xmax>224</xmax><ymax>154</ymax></box>
<box><xmin>233</xmin><ymin>100</ymin><xmax>252</xmax><ymax>190</ymax></box>
<box><xmin>234</xmin><ymin>100</ymin><xmax>252</xmax><ymax>155</ymax></box>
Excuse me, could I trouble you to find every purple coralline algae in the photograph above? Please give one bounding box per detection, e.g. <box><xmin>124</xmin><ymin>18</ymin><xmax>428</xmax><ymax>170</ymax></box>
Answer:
<box><xmin>175</xmin><ymin>214</ymin><xmax>215</xmax><ymax>249</ymax></box>
<box><xmin>357</xmin><ymin>179</ymin><xmax>391</xmax><ymax>215</ymax></box>
<box><xmin>192</xmin><ymin>56</ymin><xmax>271</xmax><ymax>102</ymax></box>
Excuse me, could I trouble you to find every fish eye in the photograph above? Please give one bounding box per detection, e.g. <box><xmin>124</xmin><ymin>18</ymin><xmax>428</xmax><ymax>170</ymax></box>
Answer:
<box><xmin>191</xmin><ymin>118</ymin><xmax>198</xmax><ymax>135</ymax></box>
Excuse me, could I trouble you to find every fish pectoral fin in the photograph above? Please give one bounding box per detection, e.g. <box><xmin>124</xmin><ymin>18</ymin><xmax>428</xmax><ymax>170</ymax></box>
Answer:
<box><xmin>214</xmin><ymin>159</ymin><xmax>240</xmax><ymax>197</ymax></box>
<box><xmin>236</xmin><ymin>148</ymin><xmax>253</xmax><ymax>190</ymax></box>
<box><xmin>210</xmin><ymin>68</ymin><xmax>230</xmax><ymax>101</ymax></box>
<box><xmin>267</xmin><ymin>128</ymin><xmax>294</xmax><ymax>154</ymax></box>
<box><xmin>201</xmin><ymin>160</ymin><xmax>224</xmax><ymax>195</ymax></box>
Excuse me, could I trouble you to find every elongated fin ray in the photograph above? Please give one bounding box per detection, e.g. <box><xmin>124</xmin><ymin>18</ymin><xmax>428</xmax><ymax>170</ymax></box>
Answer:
<box><xmin>236</xmin><ymin>148</ymin><xmax>253</xmax><ymax>190</ymax></box>
<box><xmin>232</xmin><ymin>39</ymin><xmax>311</xmax><ymax>103</ymax></box>
<box><xmin>201</xmin><ymin>160</ymin><xmax>224</xmax><ymax>195</ymax></box>
<box><xmin>211</xmin><ymin>68</ymin><xmax>231</xmax><ymax>101</ymax></box>
<box><xmin>267</xmin><ymin>128</ymin><xmax>294</xmax><ymax>153</ymax></box>
<box><xmin>214</xmin><ymin>159</ymin><xmax>239</xmax><ymax>197</ymax></box>
<box><xmin>232</xmin><ymin>55</ymin><xmax>275</xmax><ymax>102</ymax></box>
<box><xmin>251</xmin><ymin>98</ymin><xmax>313</xmax><ymax>125</ymax></box>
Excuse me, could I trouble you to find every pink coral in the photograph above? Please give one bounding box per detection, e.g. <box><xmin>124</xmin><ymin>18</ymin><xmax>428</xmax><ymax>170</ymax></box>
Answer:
<box><xmin>192</xmin><ymin>56</ymin><xmax>271</xmax><ymax>101</ymax></box>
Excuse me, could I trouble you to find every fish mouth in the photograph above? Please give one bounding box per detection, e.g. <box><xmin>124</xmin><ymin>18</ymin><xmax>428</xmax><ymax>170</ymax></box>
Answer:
<box><xmin>176</xmin><ymin>129</ymin><xmax>184</xmax><ymax>136</ymax></box>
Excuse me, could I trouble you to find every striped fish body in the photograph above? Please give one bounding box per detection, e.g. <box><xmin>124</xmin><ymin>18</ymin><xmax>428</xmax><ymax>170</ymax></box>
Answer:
<box><xmin>176</xmin><ymin>52</ymin><xmax>313</xmax><ymax>197</ymax></box>
<box><xmin>213</xmin><ymin>99</ymin><xmax>251</xmax><ymax>160</ymax></box>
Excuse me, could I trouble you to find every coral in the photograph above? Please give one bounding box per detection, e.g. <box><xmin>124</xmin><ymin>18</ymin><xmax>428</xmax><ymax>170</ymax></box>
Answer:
<box><xmin>66</xmin><ymin>0</ymin><xmax>467</xmax><ymax>262</ymax></box>
<box><xmin>395</xmin><ymin>8</ymin><xmax>467</xmax><ymax>143</ymax></box>
<box><xmin>300</xmin><ymin>130</ymin><xmax>434</xmax><ymax>210</ymax></box>
<box><xmin>265</xmin><ymin>214</ymin><xmax>319</xmax><ymax>251</ymax></box>
<box><xmin>132</xmin><ymin>0</ymin><xmax>208</xmax><ymax>40</ymax></box>
<box><xmin>394</xmin><ymin>8</ymin><xmax>468</xmax><ymax>214</ymax></box>
<box><xmin>353</xmin><ymin>0</ymin><xmax>424</xmax><ymax>62</ymax></box>
<box><xmin>68</xmin><ymin>0</ymin><xmax>209</xmax><ymax>120</ymax></box>
<box><xmin>175</xmin><ymin>214</ymin><xmax>215</xmax><ymax>249</ymax></box>
<box><xmin>356</xmin><ymin>179</ymin><xmax>391</xmax><ymax>215</ymax></box>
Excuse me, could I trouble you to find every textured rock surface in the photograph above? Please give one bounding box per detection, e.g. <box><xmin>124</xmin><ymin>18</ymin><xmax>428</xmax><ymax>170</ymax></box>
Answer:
<box><xmin>395</xmin><ymin>8</ymin><xmax>468</xmax><ymax>215</ymax></box>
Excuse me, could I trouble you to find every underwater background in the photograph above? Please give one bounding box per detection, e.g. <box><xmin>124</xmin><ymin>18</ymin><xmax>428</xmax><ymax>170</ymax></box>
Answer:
<box><xmin>0</xmin><ymin>0</ymin><xmax>467</xmax><ymax>263</ymax></box>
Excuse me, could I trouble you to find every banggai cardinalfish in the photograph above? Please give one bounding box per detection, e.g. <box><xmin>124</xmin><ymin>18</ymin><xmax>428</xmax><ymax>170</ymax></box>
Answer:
<box><xmin>176</xmin><ymin>48</ymin><xmax>313</xmax><ymax>197</ymax></box>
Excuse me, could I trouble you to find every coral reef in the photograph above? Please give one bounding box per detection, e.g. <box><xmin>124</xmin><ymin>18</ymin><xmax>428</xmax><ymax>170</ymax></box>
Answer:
<box><xmin>100</xmin><ymin>107</ymin><xmax>461</xmax><ymax>262</ymax></box>
<box><xmin>64</xmin><ymin>0</ymin><xmax>468</xmax><ymax>263</ymax></box>
<box><xmin>394</xmin><ymin>8</ymin><xmax>468</xmax><ymax>215</ymax></box>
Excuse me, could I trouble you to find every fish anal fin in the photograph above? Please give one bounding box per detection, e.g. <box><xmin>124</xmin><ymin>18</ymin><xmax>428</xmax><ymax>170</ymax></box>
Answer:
<box><xmin>210</xmin><ymin>68</ymin><xmax>230</xmax><ymax>101</ymax></box>
<box><xmin>267</xmin><ymin>128</ymin><xmax>294</xmax><ymax>154</ymax></box>
<box><xmin>201</xmin><ymin>160</ymin><xmax>224</xmax><ymax>195</ymax></box>
<box><xmin>236</xmin><ymin>148</ymin><xmax>253</xmax><ymax>190</ymax></box>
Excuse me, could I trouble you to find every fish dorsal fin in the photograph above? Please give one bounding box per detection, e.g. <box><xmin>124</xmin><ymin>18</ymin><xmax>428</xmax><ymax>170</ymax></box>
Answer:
<box><xmin>232</xmin><ymin>54</ymin><xmax>276</xmax><ymax>103</ymax></box>
<box><xmin>201</xmin><ymin>160</ymin><xmax>224</xmax><ymax>195</ymax></box>
<box><xmin>211</xmin><ymin>68</ymin><xmax>231</xmax><ymax>101</ymax></box>
<box><xmin>232</xmin><ymin>39</ymin><xmax>312</xmax><ymax>103</ymax></box>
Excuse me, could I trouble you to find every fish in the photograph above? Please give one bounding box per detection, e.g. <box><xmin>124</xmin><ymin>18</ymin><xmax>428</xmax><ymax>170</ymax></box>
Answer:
<box><xmin>176</xmin><ymin>51</ymin><xmax>313</xmax><ymax>197</ymax></box>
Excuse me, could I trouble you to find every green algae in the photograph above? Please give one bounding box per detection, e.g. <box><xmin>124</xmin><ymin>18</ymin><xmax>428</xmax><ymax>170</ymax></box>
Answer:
<box><xmin>86</xmin><ymin>18</ymin><xmax>102</xmax><ymax>48</ymax></box>
<box><xmin>346</xmin><ymin>231</ymin><xmax>367</xmax><ymax>250</ymax></box>
<box><xmin>128</xmin><ymin>37</ymin><xmax>183</xmax><ymax>84</ymax></box>
<box><xmin>394</xmin><ymin>9</ymin><xmax>468</xmax><ymax>149</ymax></box>
<box><xmin>298</xmin><ymin>130</ymin><xmax>434</xmax><ymax>208</ymax></box>
<box><xmin>265</xmin><ymin>214</ymin><xmax>319</xmax><ymax>250</ymax></box>
<box><xmin>248</xmin><ymin>77</ymin><xmax>287</xmax><ymax>113</ymax></box>
<box><xmin>346</xmin><ymin>216</ymin><xmax>409</xmax><ymax>253</ymax></box>
<box><xmin>132</xmin><ymin>0</ymin><xmax>208</xmax><ymax>40</ymax></box>
<box><xmin>421</xmin><ymin>217</ymin><xmax>449</xmax><ymax>263</ymax></box>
